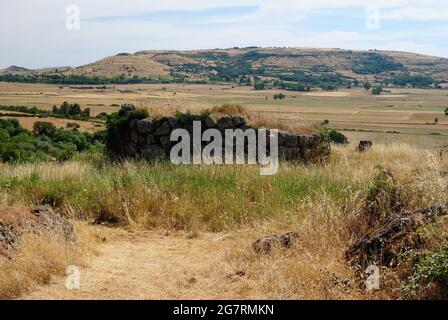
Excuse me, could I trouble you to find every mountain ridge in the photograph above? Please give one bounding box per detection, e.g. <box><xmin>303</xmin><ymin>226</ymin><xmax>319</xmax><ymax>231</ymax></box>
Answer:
<box><xmin>2</xmin><ymin>47</ymin><xmax>448</xmax><ymax>86</ymax></box>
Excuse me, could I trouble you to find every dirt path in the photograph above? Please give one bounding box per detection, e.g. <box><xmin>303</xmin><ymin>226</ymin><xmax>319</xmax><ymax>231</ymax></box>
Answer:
<box><xmin>22</xmin><ymin>228</ymin><xmax>230</xmax><ymax>300</ymax></box>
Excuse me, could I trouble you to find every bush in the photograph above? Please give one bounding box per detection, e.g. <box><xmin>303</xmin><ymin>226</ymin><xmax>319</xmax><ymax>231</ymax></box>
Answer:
<box><xmin>372</xmin><ymin>85</ymin><xmax>383</xmax><ymax>95</ymax></box>
<box><xmin>404</xmin><ymin>244</ymin><xmax>448</xmax><ymax>297</ymax></box>
<box><xmin>0</xmin><ymin>118</ymin><xmax>104</xmax><ymax>163</ymax></box>
<box><xmin>319</xmin><ymin>127</ymin><xmax>349</xmax><ymax>144</ymax></box>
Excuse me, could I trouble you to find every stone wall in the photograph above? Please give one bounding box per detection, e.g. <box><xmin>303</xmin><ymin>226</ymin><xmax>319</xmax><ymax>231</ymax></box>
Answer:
<box><xmin>108</xmin><ymin>105</ymin><xmax>330</xmax><ymax>163</ymax></box>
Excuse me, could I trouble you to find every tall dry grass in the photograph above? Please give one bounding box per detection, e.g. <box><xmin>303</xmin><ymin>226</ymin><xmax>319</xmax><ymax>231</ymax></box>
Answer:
<box><xmin>0</xmin><ymin>221</ymin><xmax>97</xmax><ymax>299</ymax></box>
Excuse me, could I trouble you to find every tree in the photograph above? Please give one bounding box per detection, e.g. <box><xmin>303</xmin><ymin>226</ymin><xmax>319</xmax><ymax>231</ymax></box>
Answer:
<box><xmin>69</xmin><ymin>103</ymin><xmax>82</xmax><ymax>116</ymax></box>
<box><xmin>372</xmin><ymin>85</ymin><xmax>383</xmax><ymax>95</ymax></box>
<box><xmin>445</xmin><ymin>107</ymin><xmax>448</xmax><ymax>116</ymax></box>
<box><xmin>363</xmin><ymin>82</ymin><xmax>371</xmax><ymax>90</ymax></box>
<box><xmin>81</xmin><ymin>107</ymin><xmax>91</xmax><ymax>118</ymax></box>
<box><xmin>32</xmin><ymin>121</ymin><xmax>57</xmax><ymax>137</ymax></box>
<box><xmin>254</xmin><ymin>82</ymin><xmax>265</xmax><ymax>90</ymax></box>
<box><xmin>434</xmin><ymin>117</ymin><xmax>439</xmax><ymax>125</ymax></box>
<box><xmin>274</xmin><ymin>93</ymin><xmax>286</xmax><ymax>100</ymax></box>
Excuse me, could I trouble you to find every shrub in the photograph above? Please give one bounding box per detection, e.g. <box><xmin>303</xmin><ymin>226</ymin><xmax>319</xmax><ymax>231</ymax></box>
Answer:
<box><xmin>403</xmin><ymin>244</ymin><xmax>448</xmax><ymax>297</ymax></box>
<box><xmin>372</xmin><ymin>85</ymin><xmax>383</xmax><ymax>95</ymax></box>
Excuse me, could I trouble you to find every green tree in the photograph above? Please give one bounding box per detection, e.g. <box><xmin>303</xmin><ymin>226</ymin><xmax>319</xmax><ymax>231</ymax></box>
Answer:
<box><xmin>254</xmin><ymin>82</ymin><xmax>265</xmax><ymax>90</ymax></box>
<box><xmin>372</xmin><ymin>85</ymin><xmax>383</xmax><ymax>95</ymax></box>
<box><xmin>81</xmin><ymin>107</ymin><xmax>91</xmax><ymax>118</ymax></box>
<box><xmin>32</xmin><ymin>121</ymin><xmax>57</xmax><ymax>137</ymax></box>
<box><xmin>363</xmin><ymin>82</ymin><xmax>371</xmax><ymax>90</ymax></box>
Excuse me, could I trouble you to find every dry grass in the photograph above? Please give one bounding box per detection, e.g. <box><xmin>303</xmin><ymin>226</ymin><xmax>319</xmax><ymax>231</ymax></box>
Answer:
<box><xmin>0</xmin><ymin>221</ymin><xmax>97</xmax><ymax>299</ymax></box>
<box><xmin>0</xmin><ymin>143</ymin><xmax>447</xmax><ymax>299</ymax></box>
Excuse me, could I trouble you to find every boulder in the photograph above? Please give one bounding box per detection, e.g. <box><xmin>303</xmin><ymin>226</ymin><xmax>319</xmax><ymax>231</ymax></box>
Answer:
<box><xmin>357</xmin><ymin>140</ymin><xmax>373</xmax><ymax>152</ymax></box>
<box><xmin>217</xmin><ymin>115</ymin><xmax>233</xmax><ymax>130</ymax></box>
<box><xmin>203</xmin><ymin>116</ymin><xmax>216</xmax><ymax>128</ymax></box>
<box><xmin>252</xmin><ymin>232</ymin><xmax>300</xmax><ymax>254</ymax></box>
<box><xmin>232</xmin><ymin>116</ymin><xmax>246</xmax><ymax>127</ymax></box>
<box><xmin>167</xmin><ymin>117</ymin><xmax>178</xmax><ymax>128</ymax></box>
<box><xmin>284</xmin><ymin>134</ymin><xmax>298</xmax><ymax>147</ymax></box>
<box><xmin>0</xmin><ymin>206</ymin><xmax>76</xmax><ymax>256</ymax></box>
<box><xmin>155</xmin><ymin>121</ymin><xmax>171</xmax><ymax>136</ymax></box>
<box><xmin>119</xmin><ymin>104</ymin><xmax>135</xmax><ymax>115</ymax></box>
<box><xmin>137</xmin><ymin>118</ymin><xmax>153</xmax><ymax>134</ymax></box>
<box><xmin>141</xmin><ymin>144</ymin><xmax>167</xmax><ymax>161</ymax></box>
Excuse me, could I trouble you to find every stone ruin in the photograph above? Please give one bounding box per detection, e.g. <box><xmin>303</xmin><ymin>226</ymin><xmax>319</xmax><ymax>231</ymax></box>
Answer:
<box><xmin>108</xmin><ymin>104</ymin><xmax>331</xmax><ymax>163</ymax></box>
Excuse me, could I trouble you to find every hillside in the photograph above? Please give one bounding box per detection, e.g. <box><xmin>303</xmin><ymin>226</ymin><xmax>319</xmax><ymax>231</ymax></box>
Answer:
<box><xmin>2</xmin><ymin>48</ymin><xmax>448</xmax><ymax>86</ymax></box>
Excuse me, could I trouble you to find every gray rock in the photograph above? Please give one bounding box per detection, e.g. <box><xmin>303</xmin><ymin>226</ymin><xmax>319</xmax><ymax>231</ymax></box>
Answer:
<box><xmin>119</xmin><ymin>104</ymin><xmax>135</xmax><ymax>115</ymax></box>
<box><xmin>160</xmin><ymin>135</ymin><xmax>171</xmax><ymax>148</ymax></box>
<box><xmin>232</xmin><ymin>116</ymin><xmax>246</xmax><ymax>127</ymax></box>
<box><xmin>126</xmin><ymin>142</ymin><xmax>137</xmax><ymax>156</ymax></box>
<box><xmin>129</xmin><ymin>118</ymin><xmax>138</xmax><ymax>130</ymax></box>
<box><xmin>278</xmin><ymin>132</ymin><xmax>287</xmax><ymax>146</ymax></box>
<box><xmin>131</xmin><ymin>130</ymin><xmax>139</xmax><ymax>143</ymax></box>
<box><xmin>203</xmin><ymin>116</ymin><xmax>216</xmax><ymax>128</ymax></box>
<box><xmin>137</xmin><ymin>118</ymin><xmax>153</xmax><ymax>134</ymax></box>
<box><xmin>179</xmin><ymin>114</ymin><xmax>192</xmax><ymax>124</ymax></box>
<box><xmin>155</xmin><ymin>122</ymin><xmax>171</xmax><ymax>136</ymax></box>
<box><xmin>167</xmin><ymin>117</ymin><xmax>178</xmax><ymax>128</ymax></box>
<box><xmin>357</xmin><ymin>140</ymin><xmax>373</xmax><ymax>152</ymax></box>
<box><xmin>142</xmin><ymin>145</ymin><xmax>167</xmax><ymax>161</ymax></box>
<box><xmin>146</xmin><ymin>134</ymin><xmax>155</xmax><ymax>145</ymax></box>
<box><xmin>252</xmin><ymin>232</ymin><xmax>300</xmax><ymax>254</ymax></box>
<box><xmin>217</xmin><ymin>115</ymin><xmax>233</xmax><ymax>130</ymax></box>
<box><xmin>285</xmin><ymin>134</ymin><xmax>298</xmax><ymax>147</ymax></box>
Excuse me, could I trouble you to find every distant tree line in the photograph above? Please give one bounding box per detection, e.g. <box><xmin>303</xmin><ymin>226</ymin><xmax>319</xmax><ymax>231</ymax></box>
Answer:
<box><xmin>0</xmin><ymin>102</ymin><xmax>93</xmax><ymax>120</ymax></box>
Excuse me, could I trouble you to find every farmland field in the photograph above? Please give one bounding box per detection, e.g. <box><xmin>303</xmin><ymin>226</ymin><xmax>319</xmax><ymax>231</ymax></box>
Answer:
<box><xmin>0</xmin><ymin>82</ymin><xmax>447</xmax><ymax>148</ymax></box>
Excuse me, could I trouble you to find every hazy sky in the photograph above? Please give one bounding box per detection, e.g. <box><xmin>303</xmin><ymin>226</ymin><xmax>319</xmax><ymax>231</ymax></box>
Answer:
<box><xmin>1</xmin><ymin>0</ymin><xmax>448</xmax><ymax>69</ymax></box>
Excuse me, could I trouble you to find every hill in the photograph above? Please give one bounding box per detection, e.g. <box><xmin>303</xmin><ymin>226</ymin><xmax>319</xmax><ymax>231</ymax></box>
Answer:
<box><xmin>2</xmin><ymin>48</ymin><xmax>448</xmax><ymax>87</ymax></box>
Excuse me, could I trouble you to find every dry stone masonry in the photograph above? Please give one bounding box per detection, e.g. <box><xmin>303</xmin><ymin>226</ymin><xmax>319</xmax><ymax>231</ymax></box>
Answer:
<box><xmin>109</xmin><ymin>105</ymin><xmax>330</xmax><ymax>163</ymax></box>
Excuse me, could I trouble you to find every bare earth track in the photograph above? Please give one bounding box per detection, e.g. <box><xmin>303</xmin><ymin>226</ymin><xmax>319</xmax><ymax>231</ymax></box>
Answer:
<box><xmin>22</xmin><ymin>228</ymin><xmax>226</xmax><ymax>300</ymax></box>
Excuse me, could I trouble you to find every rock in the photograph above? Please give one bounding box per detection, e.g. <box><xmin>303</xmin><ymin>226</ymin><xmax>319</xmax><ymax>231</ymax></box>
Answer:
<box><xmin>232</xmin><ymin>116</ymin><xmax>246</xmax><ymax>127</ymax></box>
<box><xmin>141</xmin><ymin>144</ymin><xmax>167</xmax><ymax>161</ymax></box>
<box><xmin>167</xmin><ymin>117</ymin><xmax>178</xmax><ymax>128</ymax></box>
<box><xmin>119</xmin><ymin>104</ymin><xmax>135</xmax><ymax>116</ymax></box>
<box><xmin>160</xmin><ymin>135</ymin><xmax>171</xmax><ymax>148</ymax></box>
<box><xmin>278</xmin><ymin>132</ymin><xmax>286</xmax><ymax>146</ymax></box>
<box><xmin>217</xmin><ymin>115</ymin><xmax>233</xmax><ymax>130</ymax></box>
<box><xmin>252</xmin><ymin>232</ymin><xmax>300</xmax><ymax>254</ymax></box>
<box><xmin>346</xmin><ymin>204</ymin><xmax>448</xmax><ymax>269</ymax></box>
<box><xmin>137</xmin><ymin>118</ymin><xmax>153</xmax><ymax>134</ymax></box>
<box><xmin>126</xmin><ymin>142</ymin><xmax>137</xmax><ymax>156</ymax></box>
<box><xmin>155</xmin><ymin>122</ymin><xmax>171</xmax><ymax>136</ymax></box>
<box><xmin>0</xmin><ymin>206</ymin><xmax>76</xmax><ymax>256</ymax></box>
<box><xmin>128</xmin><ymin>118</ymin><xmax>138</xmax><ymax>130</ymax></box>
<box><xmin>131</xmin><ymin>130</ymin><xmax>139</xmax><ymax>143</ymax></box>
<box><xmin>284</xmin><ymin>134</ymin><xmax>298</xmax><ymax>147</ymax></box>
<box><xmin>179</xmin><ymin>114</ymin><xmax>192</xmax><ymax>125</ymax></box>
<box><xmin>203</xmin><ymin>116</ymin><xmax>216</xmax><ymax>128</ymax></box>
<box><xmin>357</xmin><ymin>140</ymin><xmax>373</xmax><ymax>152</ymax></box>
<box><xmin>146</xmin><ymin>134</ymin><xmax>155</xmax><ymax>145</ymax></box>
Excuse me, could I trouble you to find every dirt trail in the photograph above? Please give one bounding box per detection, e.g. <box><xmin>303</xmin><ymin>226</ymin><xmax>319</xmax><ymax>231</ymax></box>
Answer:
<box><xmin>22</xmin><ymin>228</ymin><xmax>230</xmax><ymax>300</ymax></box>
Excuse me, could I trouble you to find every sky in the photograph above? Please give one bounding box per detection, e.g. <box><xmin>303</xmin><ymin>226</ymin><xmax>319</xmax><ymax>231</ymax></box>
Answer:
<box><xmin>1</xmin><ymin>0</ymin><xmax>448</xmax><ymax>69</ymax></box>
